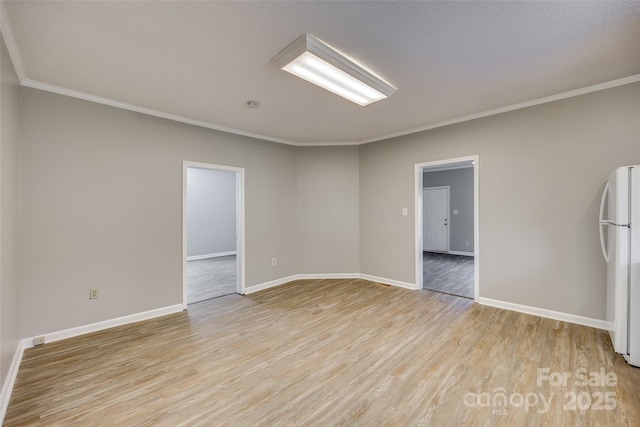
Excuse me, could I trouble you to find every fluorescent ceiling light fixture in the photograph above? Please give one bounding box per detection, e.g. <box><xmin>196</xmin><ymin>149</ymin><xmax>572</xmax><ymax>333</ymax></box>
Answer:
<box><xmin>272</xmin><ymin>33</ymin><xmax>396</xmax><ymax>106</ymax></box>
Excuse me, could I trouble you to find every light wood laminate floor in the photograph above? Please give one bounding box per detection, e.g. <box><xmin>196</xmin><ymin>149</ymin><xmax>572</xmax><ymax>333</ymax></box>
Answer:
<box><xmin>423</xmin><ymin>251</ymin><xmax>474</xmax><ymax>298</ymax></box>
<box><xmin>5</xmin><ymin>279</ymin><xmax>640</xmax><ymax>426</ymax></box>
<box><xmin>187</xmin><ymin>255</ymin><xmax>236</xmax><ymax>304</ymax></box>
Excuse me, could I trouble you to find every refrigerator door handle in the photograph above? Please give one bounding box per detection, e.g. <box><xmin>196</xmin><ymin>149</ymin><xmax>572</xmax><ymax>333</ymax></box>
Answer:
<box><xmin>599</xmin><ymin>182</ymin><xmax>611</xmax><ymax>263</ymax></box>
<box><xmin>599</xmin><ymin>181</ymin><xmax>610</xmax><ymax>223</ymax></box>
<box><xmin>599</xmin><ymin>222</ymin><xmax>610</xmax><ymax>263</ymax></box>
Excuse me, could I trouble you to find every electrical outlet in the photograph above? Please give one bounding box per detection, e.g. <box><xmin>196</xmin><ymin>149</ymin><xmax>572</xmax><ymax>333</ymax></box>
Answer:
<box><xmin>90</xmin><ymin>289</ymin><xmax>98</xmax><ymax>299</ymax></box>
<box><xmin>465</xmin><ymin>241</ymin><xmax>470</xmax><ymax>247</ymax></box>
<box><xmin>272</xmin><ymin>258</ymin><xmax>277</xmax><ymax>266</ymax></box>
<box><xmin>402</xmin><ymin>208</ymin><xmax>408</xmax><ymax>216</ymax></box>
<box><xmin>33</xmin><ymin>336</ymin><xmax>45</xmax><ymax>346</ymax></box>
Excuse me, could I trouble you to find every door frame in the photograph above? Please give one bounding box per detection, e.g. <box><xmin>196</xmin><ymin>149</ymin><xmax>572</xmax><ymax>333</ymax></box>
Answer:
<box><xmin>422</xmin><ymin>186</ymin><xmax>450</xmax><ymax>253</ymax></box>
<box><xmin>414</xmin><ymin>155</ymin><xmax>479</xmax><ymax>300</ymax></box>
<box><xmin>182</xmin><ymin>161</ymin><xmax>246</xmax><ymax>308</ymax></box>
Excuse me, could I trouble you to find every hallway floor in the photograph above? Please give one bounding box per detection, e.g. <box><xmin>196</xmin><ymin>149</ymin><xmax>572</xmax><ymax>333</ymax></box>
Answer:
<box><xmin>187</xmin><ymin>255</ymin><xmax>237</xmax><ymax>303</ymax></box>
<box><xmin>423</xmin><ymin>251</ymin><xmax>474</xmax><ymax>298</ymax></box>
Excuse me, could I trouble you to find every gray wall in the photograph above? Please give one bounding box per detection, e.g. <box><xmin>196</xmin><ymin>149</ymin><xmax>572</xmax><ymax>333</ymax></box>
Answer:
<box><xmin>296</xmin><ymin>146</ymin><xmax>359</xmax><ymax>274</ymax></box>
<box><xmin>361</xmin><ymin>83</ymin><xmax>640</xmax><ymax>319</ymax></box>
<box><xmin>423</xmin><ymin>167</ymin><xmax>474</xmax><ymax>253</ymax></box>
<box><xmin>19</xmin><ymin>88</ymin><xmax>298</xmax><ymax>338</ymax></box>
<box><xmin>8</xmin><ymin>54</ymin><xmax>640</xmax><ymax>340</ymax></box>
<box><xmin>186</xmin><ymin>168</ymin><xmax>236</xmax><ymax>258</ymax></box>
<box><xmin>0</xmin><ymin>35</ymin><xmax>21</xmax><ymax>385</ymax></box>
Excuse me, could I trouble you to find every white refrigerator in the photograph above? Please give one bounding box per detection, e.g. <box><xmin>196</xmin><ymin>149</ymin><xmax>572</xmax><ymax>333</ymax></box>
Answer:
<box><xmin>599</xmin><ymin>165</ymin><xmax>640</xmax><ymax>367</ymax></box>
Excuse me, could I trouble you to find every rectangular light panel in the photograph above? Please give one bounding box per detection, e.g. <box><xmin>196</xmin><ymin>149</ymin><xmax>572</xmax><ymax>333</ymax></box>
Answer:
<box><xmin>272</xmin><ymin>34</ymin><xmax>395</xmax><ymax>107</ymax></box>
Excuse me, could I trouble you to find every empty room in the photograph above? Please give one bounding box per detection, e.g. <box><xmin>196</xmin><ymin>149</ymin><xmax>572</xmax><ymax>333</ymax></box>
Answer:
<box><xmin>0</xmin><ymin>1</ymin><xmax>639</xmax><ymax>426</ymax></box>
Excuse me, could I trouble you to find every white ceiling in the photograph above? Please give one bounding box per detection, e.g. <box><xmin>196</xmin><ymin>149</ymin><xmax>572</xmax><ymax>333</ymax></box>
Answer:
<box><xmin>3</xmin><ymin>1</ymin><xmax>640</xmax><ymax>145</ymax></box>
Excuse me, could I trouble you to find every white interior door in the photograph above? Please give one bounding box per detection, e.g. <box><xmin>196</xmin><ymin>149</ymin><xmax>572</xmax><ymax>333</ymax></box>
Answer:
<box><xmin>423</xmin><ymin>187</ymin><xmax>449</xmax><ymax>252</ymax></box>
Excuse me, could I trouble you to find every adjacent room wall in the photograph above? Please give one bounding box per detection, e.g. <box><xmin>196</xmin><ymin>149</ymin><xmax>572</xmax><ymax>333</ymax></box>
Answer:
<box><xmin>296</xmin><ymin>146</ymin><xmax>359</xmax><ymax>274</ymax></box>
<box><xmin>360</xmin><ymin>82</ymin><xmax>640</xmax><ymax>319</ymax></box>
<box><xmin>19</xmin><ymin>88</ymin><xmax>298</xmax><ymax>338</ymax></box>
<box><xmin>423</xmin><ymin>167</ymin><xmax>474</xmax><ymax>253</ymax></box>
<box><xmin>186</xmin><ymin>167</ymin><xmax>236</xmax><ymax>258</ymax></box>
<box><xmin>0</xmin><ymin>35</ymin><xmax>20</xmax><ymax>386</ymax></box>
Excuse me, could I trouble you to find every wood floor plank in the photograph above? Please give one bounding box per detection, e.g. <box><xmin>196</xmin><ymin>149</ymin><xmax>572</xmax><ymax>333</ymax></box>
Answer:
<box><xmin>4</xmin><ymin>279</ymin><xmax>640</xmax><ymax>426</ymax></box>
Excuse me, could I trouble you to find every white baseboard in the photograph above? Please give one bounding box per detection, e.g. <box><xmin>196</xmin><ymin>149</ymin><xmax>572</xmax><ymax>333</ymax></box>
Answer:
<box><xmin>0</xmin><ymin>342</ymin><xmax>24</xmax><ymax>424</ymax></box>
<box><xmin>448</xmin><ymin>250</ymin><xmax>474</xmax><ymax>256</ymax></box>
<box><xmin>21</xmin><ymin>303</ymin><xmax>185</xmax><ymax>349</ymax></box>
<box><xmin>359</xmin><ymin>274</ymin><xmax>417</xmax><ymax>290</ymax></box>
<box><xmin>244</xmin><ymin>273</ymin><xmax>415</xmax><ymax>294</ymax></box>
<box><xmin>0</xmin><ymin>279</ymin><xmax>611</xmax><ymax>427</ymax></box>
<box><xmin>244</xmin><ymin>275</ymin><xmax>300</xmax><ymax>295</ymax></box>
<box><xmin>476</xmin><ymin>297</ymin><xmax>613</xmax><ymax>331</ymax></box>
<box><xmin>295</xmin><ymin>273</ymin><xmax>360</xmax><ymax>280</ymax></box>
<box><xmin>0</xmin><ymin>303</ymin><xmax>184</xmax><ymax>425</ymax></box>
<box><xmin>187</xmin><ymin>251</ymin><xmax>236</xmax><ymax>261</ymax></box>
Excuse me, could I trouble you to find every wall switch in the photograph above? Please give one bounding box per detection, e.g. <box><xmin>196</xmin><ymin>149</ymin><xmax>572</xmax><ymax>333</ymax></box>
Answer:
<box><xmin>90</xmin><ymin>289</ymin><xmax>98</xmax><ymax>299</ymax></box>
<box><xmin>453</xmin><ymin>210</ymin><xmax>459</xmax><ymax>215</ymax></box>
<box><xmin>33</xmin><ymin>336</ymin><xmax>45</xmax><ymax>346</ymax></box>
<box><xmin>465</xmin><ymin>241</ymin><xmax>470</xmax><ymax>247</ymax></box>
<box><xmin>402</xmin><ymin>208</ymin><xmax>408</xmax><ymax>216</ymax></box>
<box><xmin>272</xmin><ymin>258</ymin><xmax>277</xmax><ymax>266</ymax></box>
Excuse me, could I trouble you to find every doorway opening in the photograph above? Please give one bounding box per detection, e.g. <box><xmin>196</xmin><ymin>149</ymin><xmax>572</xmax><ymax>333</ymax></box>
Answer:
<box><xmin>182</xmin><ymin>161</ymin><xmax>245</xmax><ymax>307</ymax></box>
<box><xmin>415</xmin><ymin>156</ymin><xmax>479</xmax><ymax>300</ymax></box>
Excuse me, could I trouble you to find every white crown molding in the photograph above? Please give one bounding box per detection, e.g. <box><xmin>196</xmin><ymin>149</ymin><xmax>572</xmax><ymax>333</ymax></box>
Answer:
<box><xmin>297</xmin><ymin>140</ymin><xmax>362</xmax><ymax>147</ymax></box>
<box><xmin>1</xmin><ymin>1</ymin><xmax>638</xmax><ymax>147</ymax></box>
<box><xmin>24</xmin><ymin>73</ymin><xmax>639</xmax><ymax>147</ymax></box>
<box><xmin>0</xmin><ymin>1</ymin><xmax>26</xmax><ymax>82</ymax></box>
<box><xmin>2</xmin><ymin>6</ymin><xmax>637</xmax><ymax>150</ymax></box>
<box><xmin>20</xmin><ymin>79</ymin><xmax>299</xmax><ymax>146</ymax></box>
<box><xmin>361</xmin><ymin>74</ymin><xmax>640</xmax><ymax>145</ymax></box>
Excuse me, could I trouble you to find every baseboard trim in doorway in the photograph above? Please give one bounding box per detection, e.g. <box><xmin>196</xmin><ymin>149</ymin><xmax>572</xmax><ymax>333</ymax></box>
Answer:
<box><xmin>448</xmin><ymin>250</ymin><xmax>474</xmax><ymax>257</ymax></box>
<box><xmin>186</xmin><ymin>251</ymin><xmax>236</xmax><ymax>261</ymax></box>
<box><xmin>477</xmin><ymin>297</ymin><xmax>613</xmax><ymax>331</ymax></box>
<box><xmin>20</xmin><ymin>304</ymin><xmax>185</xmax><ymax>350</ymax></box>
<box><xmin>0</xmin><ymin>342</ymin><xmax>24</xmax><ymax>424</ymax></box>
